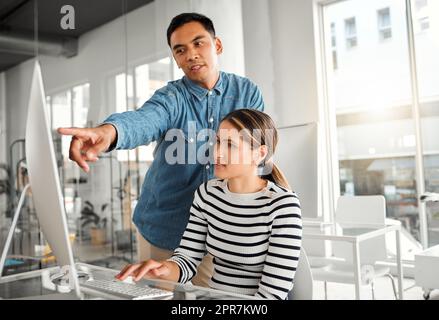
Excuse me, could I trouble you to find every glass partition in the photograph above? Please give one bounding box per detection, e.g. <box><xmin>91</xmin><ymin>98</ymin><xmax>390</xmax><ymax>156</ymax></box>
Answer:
<box><xmin>0</xmin><ymin>0</ymin><xmax>171</xmax><ymax>276</ymax></box>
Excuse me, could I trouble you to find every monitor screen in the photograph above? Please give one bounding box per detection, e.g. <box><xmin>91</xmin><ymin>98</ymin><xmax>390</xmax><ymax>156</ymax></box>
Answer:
<box><xmin>275</xmin><ymin>122</ymin><xmax>320</xmax><ymax>219</ymax></box>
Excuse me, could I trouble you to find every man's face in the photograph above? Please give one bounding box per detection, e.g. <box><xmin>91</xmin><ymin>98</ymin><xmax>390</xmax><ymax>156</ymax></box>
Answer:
<box><xmin>170</xmin><ymin>21</ymin><xmax>223</xmax><ymax>89</ymax></box>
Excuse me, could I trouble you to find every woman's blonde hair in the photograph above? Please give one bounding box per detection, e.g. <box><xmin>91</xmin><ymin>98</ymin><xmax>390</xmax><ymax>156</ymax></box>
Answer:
<box><xmin>221</xmin><ymin>109</ymin><xmax>291</xmax><ymax>190</ymax></box>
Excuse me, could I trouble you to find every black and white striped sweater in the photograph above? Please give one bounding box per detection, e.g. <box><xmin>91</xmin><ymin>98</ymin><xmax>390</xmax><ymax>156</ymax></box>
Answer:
<box><xmin>168</xmin><ymin>178</ymin><xmax>302</xmax><ymax>300</ymax></box>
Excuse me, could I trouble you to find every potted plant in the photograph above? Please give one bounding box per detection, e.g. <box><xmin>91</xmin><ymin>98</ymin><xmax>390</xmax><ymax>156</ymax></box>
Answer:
<box><xmin>80</xmin><ymin>201</ymin><xmax>110</xmax><ymax>245</ymax></box>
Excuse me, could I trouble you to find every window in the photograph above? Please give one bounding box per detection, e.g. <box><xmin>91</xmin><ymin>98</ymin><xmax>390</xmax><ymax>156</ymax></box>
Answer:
<box><xmin>415</xmin><ymin>0</ymin><xmax>430</xmax><ymax>32</ymax></box>
<box><xmin>377</xmin><ymin>8</ymin><xmax>392</xmax><ymax>41</ymax></box>
<box><xmin>331</xmin><ymin>22</ymin><xmax>338</xmax><ymax>70</ymax></box>
<box><xmin>113</xmin><ymin>57</ymin><xmax>172</xmax><ymax>163</ymax></box>
<box><xmin>110</xmin><ymin>57</ymin><xmax>173</xmax><ymax>207</ymax></box>
<box><xmin>134</xmin><ymin>57</ymin><xmax>171</xmax><ymax>107</ymax></box>
<box><xmin>331</xmin><ymin>22</ymin><xmax>337</xmax><ymax>47</ymax></box>
<box><xmin>323</xmin><ymin>0</ymin><xmax>439</xmax><ymax>251</ymax></box>
<box><xmin>47</xmin><ymin>84</ymin><xmax>90</xmax><ymax>159</ymax></box>
<box><xmin>415</xmin><ymin>0</ymin><xmax>428</xmax><ymax>10</ymax></box>
<box><xmin>46</xmin><ymin>83</ymin><xmax>90</xmax><ymax>218</ymax></box>
<box><xmin>115</xmin><ymin>73</ymin><xmax>133</xmax><ymax>114</ymax></box>
<box><xmin>419</xmin><ymin>16</ymin><xmax>430</xmax><ymax>31</ymax></box>
<box><xmin>72</xmin><ymin>83</ymin><xmax>90</xmax><ymax>127</ymax></box>
<box><xmin>344</xmin><ymin>17</ymin><xmax>357</xmax><ymax>49</ymax></box>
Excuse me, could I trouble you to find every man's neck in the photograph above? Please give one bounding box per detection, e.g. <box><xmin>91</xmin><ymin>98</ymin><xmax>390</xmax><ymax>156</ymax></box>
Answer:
<box><xmin>198</xmin><ymin>70</ymin><xmax>220</xmax><ymax>90</ymax></box>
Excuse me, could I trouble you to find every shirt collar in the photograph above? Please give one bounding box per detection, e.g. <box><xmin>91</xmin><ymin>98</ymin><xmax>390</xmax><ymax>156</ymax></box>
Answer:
<box><xmin>183</xmin><ymin>71</ymin><xmax>224</xmax><ymax>101</ymax></box>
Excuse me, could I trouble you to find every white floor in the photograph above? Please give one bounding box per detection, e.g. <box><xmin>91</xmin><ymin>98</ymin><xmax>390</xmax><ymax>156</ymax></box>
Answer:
<box><xmin>312</xmin><ymin>277</ymin><xmax>439</xmax><ymax>300</ymax></box>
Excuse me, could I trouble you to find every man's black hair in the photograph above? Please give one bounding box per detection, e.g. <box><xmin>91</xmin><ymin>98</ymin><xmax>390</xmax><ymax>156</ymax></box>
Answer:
<box><xmin>167</xmin><ymin>12</ymin><xmax>216</xmax><ymax>47</ymax></box>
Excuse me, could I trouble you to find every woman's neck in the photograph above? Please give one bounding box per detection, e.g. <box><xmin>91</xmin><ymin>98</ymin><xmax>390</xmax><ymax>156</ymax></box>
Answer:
<box><xmin>227</xmin><ymin>175</ymin><xmax>267</xmax><ymax>194</ymax></box>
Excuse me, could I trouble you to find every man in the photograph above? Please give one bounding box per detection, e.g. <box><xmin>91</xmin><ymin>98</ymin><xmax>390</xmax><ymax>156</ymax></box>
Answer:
<box><xmin>58</xmin><ymin>13</ymin><xmax>264</xmax><ymax>286</ymax></box>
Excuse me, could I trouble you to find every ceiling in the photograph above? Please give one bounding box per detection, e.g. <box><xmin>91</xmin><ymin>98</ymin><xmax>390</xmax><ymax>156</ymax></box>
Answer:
<box><xmin>0</xmin><ymin>0</ymin><xmax>153</xmax><ymax>72</ymax></box>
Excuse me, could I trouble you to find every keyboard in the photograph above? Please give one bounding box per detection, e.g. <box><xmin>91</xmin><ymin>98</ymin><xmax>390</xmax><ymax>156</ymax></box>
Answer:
<box><xmin>81</xmin><ymin>278</ymin><xmax>174</xmax><ymax>300</ymax></box>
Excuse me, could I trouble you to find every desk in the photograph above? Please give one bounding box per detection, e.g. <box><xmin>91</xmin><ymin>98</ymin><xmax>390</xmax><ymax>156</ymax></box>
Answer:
<box><xmin>415</xmin><ymin>244</ymin><xmax>439</xmax><ymax>300</ymax></box>
<box><xmin>302</xmin><ymin>222</ymin><xmax>404</xmax><ymax>300</ymax></box>
<box><xmin>0</xmin><ymin>263</ymin><xmax>259</xmax><ymax>300</ymax></box>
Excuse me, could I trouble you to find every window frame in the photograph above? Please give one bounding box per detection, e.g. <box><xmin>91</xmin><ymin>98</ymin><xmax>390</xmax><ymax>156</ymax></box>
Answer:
<box><xmin>344</xmin><ymin>16</ymin><xmax>358</xmax><ymax>49</ymax></box>
<box><xmin>377</xmin><ymin>7</ymin><xmax>393</xmax><ymax>41</ymax></box>
<box><xmin>316</xmin><ymin>0</ymin><xmax>432</xmax><ymax>249</ymax></box>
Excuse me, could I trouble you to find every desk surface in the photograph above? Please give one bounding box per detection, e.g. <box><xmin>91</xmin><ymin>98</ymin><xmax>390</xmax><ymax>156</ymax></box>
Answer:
<box><xmin>303</xmin><ymin>222</ymin><xmax>400</xmax><ymax>242</ymax></box>
<box><xmin>416</xmin><ymin>244</ymin><xmax>439</xmax><ymax>258</ymax></box>
<box><xmin>0</xmin><ymin>263</ymin><xmax>259</xmax><ymax>300</ymax></box>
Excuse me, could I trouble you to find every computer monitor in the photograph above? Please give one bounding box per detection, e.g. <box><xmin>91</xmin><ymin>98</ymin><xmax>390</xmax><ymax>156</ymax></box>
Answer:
<box><xmin>25</xmin><ymin>61</ymin><xmax>81</xmax><ymax>296</ymax></box>
<box><xmin>22</xmin><ymin>62</ymin><xmax>174</xmax><ymax>300</ymax></box>
<box><xmin>275</xmin><ymin>122</ymin><xmax>320</xmax><ymax>219</ymax></box>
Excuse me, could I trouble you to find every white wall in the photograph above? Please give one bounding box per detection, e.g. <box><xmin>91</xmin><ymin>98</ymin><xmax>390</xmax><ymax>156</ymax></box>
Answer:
<box><xmin>243</xmin><ymin>1</ymin><xmax>327</xmax><ymax>189</ymax></box>
<box><xmin>242</xmin><ymin>0</ymin><xmax>276</xmax><ymax>119</ymax></box>
<box><xmin>189</xmin><ymin>0</ymin><xmax>245</xmax><ymax>76</ymax></box>
<box><xmin>242</xmin><ymin>0</ymin><xmax>322</xmax><ymax>126</ymax></box>
<box><xmin>269</xmin><ymin>0</ymin><xmax>320</xmax><ymax>128</ymax></box>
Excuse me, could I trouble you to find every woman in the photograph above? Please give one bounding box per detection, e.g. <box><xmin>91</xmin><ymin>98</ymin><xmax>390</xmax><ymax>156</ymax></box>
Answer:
<box><xmin>116</xmin><ymin>109</ymin><xmax>302</xmax><ymax>300</ymax></box>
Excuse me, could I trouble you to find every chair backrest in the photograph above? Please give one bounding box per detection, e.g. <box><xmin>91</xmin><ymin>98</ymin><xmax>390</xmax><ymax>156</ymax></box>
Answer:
<box><xmin>332</xmin><ymin>195</ymin><xmax>387</xmax><ymax>264</ymax></box>
<box><xmin>288</xmin><ymin>247</ymin><xmax>313</xmax><ymax>300</ymax></box>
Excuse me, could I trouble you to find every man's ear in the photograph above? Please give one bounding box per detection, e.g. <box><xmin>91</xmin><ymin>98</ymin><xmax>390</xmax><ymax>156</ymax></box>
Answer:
<box><xmin>215</xmin><ymin>37</ymin><xmax>223</xmax><ymax>55</ymax></box>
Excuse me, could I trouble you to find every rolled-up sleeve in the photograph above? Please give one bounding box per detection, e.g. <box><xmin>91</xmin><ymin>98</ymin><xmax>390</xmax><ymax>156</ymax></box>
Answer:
<box><xmin>101</xmin><ymin>85</ymin><xmax>179</xmax><ymax>150</ymax></box>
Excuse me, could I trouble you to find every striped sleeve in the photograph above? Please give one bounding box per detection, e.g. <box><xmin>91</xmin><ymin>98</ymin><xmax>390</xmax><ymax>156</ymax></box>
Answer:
<box><xmin>167</xmin><ymin>185</ymin><xmax>208</xmax><ymax>283</ymax></box>
<box><xmin>255</xmin><ymin>193</ymin><xmax>302</xmax><ymax>300</ymax></box>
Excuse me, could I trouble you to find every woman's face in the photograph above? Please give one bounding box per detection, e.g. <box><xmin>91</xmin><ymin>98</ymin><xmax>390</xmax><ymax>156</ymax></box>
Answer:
<box><xmin>214</xmin><ymin>120</ymin><xmax>266</xmax><ymax>180</ymax></box>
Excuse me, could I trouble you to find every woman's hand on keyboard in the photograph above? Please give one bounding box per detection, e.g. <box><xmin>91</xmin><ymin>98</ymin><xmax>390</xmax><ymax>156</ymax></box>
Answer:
<box><xmin>115</xmin><ymin>259</ymin><xmax>180</xmax><ymax>282</ymax></box>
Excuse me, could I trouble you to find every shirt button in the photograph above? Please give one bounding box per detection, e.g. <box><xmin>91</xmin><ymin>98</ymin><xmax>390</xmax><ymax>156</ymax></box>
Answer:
<box><xmin>206</xmin><ymin>165</ymin><xmax>210</xmax><ymax>170</ymax></box>
<box><xmin>208</xmin><ymin>91</ymin><xmax>213</xmax><ymax>96</ymax></box>
<box><xmin>189</xmin><ymin>138</ymin><xmax>194</xmax><ymax>143</ymax></box>
<box><xmin>209</xmin><ymin>142</ymin><xmax>214</xmax><ymax>146</ymax></box>
<box><xmin>209</xmin><ymin>117</ymin><xmax>214</xmax><ymax>123</ymax></box>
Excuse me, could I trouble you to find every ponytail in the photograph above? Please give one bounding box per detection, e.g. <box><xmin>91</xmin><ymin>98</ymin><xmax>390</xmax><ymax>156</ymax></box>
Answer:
<box><xmin>261</xmin><ymin>162</ymin><xmax>291</xmax><ymax>190</ymax></box>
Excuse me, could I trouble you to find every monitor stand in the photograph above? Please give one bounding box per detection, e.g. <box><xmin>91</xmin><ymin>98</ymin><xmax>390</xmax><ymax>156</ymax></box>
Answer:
<box><xmin>0</xmin><ymin>184</ymin><xmax>32</xmax><ymax>277</ymax></box>
<box><xmin>42</xmin><ymin>265</ymin><xmax>89</xmax><ymax>297</ymax></box>
<box><xmin>0</xmin><ymin>184</ymin><xmax>85</xmax><ymax>299</ymax></box>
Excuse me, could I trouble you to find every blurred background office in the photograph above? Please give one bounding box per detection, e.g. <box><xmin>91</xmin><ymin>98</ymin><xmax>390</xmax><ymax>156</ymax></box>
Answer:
<box><xmin>0</xmin><ymin>0</ymin><xmax>438</xmax><ymax>299</ymax></box>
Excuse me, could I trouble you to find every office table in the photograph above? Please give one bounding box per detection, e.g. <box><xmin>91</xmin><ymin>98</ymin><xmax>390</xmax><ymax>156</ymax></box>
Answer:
<box><xmin>0</xmin><ymin>262</ymin><xmax>260</xmax><ymax>300</ymax></box>
<box><xmin>302</xmin><ymin>222</ymin><xmax>404</xmax><ymax>300</ymax></box>
<box><xmin>415</xmin><ymin>244</ymin><xmax>439</xmax><ymax>300</ymax></box>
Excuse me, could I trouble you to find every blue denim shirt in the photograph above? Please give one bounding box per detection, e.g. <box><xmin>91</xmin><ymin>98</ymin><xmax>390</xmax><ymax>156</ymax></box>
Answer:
<box><xmin>103</xmin><ymin>71</ymin><xmax>264</xmax><ymax>250</ymax></box>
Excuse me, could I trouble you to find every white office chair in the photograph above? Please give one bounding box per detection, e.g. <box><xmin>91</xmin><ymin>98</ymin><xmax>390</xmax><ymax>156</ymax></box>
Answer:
<box><xmin>310</xmin><ymin>195</ymin><xmax>397</xmax><ymax>300</ymax></box>
<box><xmin>288</xmin><ymin>247</ymin><xmax>313</xmax><ymax>300</ymax></box>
